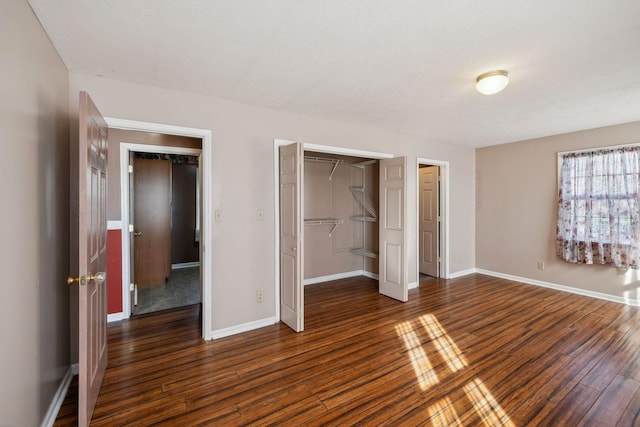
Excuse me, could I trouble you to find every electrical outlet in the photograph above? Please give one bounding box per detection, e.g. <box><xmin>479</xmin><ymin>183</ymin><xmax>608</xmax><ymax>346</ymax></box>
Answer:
<box><xmin>537</xmin><ymin>261</ymin><xmax>545</xmax><ymax>270</ymax></box>
<box><xmin>256</xmin><ymin>290</ymin><xmax>264</xmax><ymax>303</ymax></box>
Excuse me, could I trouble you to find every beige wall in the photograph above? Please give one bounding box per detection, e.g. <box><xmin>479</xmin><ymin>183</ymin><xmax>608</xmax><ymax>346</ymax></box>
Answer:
<box><xmin>68</xmin><ymin>72</ymin><xmax>476</xmax><ymax>333</ymax></box>
<box><xmin>107</xmin><ymin>128</ymin><xmax>201</xmax><ymax>220</ymax></box>
<box><xmin>0</xmin><ymin>1</ymin><xmax>71</xmax><ymax>425</ymax></box>
<box><xmin>476</xmin><ymin>121</ymin><xmax>640</xmax><ymax>300</ymax></box>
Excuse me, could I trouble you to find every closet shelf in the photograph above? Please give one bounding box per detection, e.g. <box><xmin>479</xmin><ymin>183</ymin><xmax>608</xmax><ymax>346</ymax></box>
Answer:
<box><xmin>304</xmin><ymin>156</ymin><xmax>343</xmax><ymax>180</ymax></box>
<box><xmin>304</xmin><ymin>218</ymin><xmax>343</xmax><ymax>236</ymax></box>
<box><xmin>350</xmin><ymin>248</ymin><xmax>377</xmax><ymax>258</ymax></box>
<box><xmin>351</xmin><ymin>215</ymin><xmax>377</xmax><ymax>222</ymax></box>
<box><xmin>349</xmin><ymin>186</ymin><xmax>378</xmax><ymax>220</ymax></box>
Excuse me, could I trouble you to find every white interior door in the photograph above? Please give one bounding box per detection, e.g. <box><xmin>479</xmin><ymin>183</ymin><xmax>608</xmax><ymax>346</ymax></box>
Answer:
<box><xmin>379</xmin><ymin>157</ymin><xmax>408</xmax><ymax>302</ymax></box>
<box><xmin>279</xmin><ymin>142</ymin><xmax>304</xmax><ymax>332</ymax></box>
<box><xmin>419</xmin><ymin>166</ymin><xmax>439</xmax><ymax>277</ymax></box>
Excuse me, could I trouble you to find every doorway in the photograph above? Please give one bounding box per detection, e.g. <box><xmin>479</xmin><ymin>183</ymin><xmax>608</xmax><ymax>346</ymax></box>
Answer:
<box><xmin>107</xmin><ymin>118</ymin><xmax>213</xmax><ymax>340</ymax></box>
<box><xmin>131</xmin><ymin>152</ymin><xmax>201</xmax><ymax>315</ymax></box>
<box><xmin>416</xmin><ymin>157</ymin><xmax>449</xmax><ymax>284</ymax></box>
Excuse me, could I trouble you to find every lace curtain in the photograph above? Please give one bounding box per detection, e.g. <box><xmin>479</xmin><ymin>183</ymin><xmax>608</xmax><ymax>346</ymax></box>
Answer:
<box><xmin>556</xmin><ymin>146</ymin><xmax>640</xmax><ymax>269</ymax></box>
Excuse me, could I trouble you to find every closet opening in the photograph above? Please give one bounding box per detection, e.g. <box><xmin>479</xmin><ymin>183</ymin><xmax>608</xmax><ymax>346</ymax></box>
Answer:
<box><xmin>304</xmin><ymin>151</ymin><xmax>380</xmax><ymax>285</ymax></box>
<box><xmin>276</xmin><ymin>140</ymin><xmax>413</xmax><ymax>333</ymax></box>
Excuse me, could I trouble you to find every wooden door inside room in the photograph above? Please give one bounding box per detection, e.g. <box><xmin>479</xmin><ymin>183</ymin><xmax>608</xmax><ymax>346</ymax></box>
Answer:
<box><xmin>74</xmin><ymin>91</ymin><xmax>108</xmax><ymax>427</ymax></box>
<box><xmin>133</xmin><ymin>157</ymin><xmax>172</xmax><ymax>286</ymax></box>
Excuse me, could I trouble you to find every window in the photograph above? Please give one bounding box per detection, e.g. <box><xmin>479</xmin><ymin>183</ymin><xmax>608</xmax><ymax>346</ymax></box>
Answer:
<box><xmin>556</xmin><ymin>145</ymin><xmax>640</xmax><ymax>269</ymax></box>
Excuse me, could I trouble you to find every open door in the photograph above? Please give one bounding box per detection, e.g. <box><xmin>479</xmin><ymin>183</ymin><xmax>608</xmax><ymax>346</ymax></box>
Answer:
<box><xmin>379</xmin><ymin>157</ymin><xmax>408</xmax><ymax>301</ymax></box>
<box><xmin>133</xmin><ymin>158</ymin><xmax>172</xmax><ymax>286</ymax></box>
<box><xmin>279</xmin><ymin>142</ymin><xmax>304</xmax><ymax>332</ymax></box>
<box><xmin>128</xmin><ymin>151</ymin><xmax>135</xmax><ymax>314</ymax></box>
<box><xmin>72</xmin><ymin>92</ymin><xmax>108</xmax><ymax>427</ymax></box>
<box><xmin>419</xmin><ymin>166</ymin><xmax>439</xmax><ymax>277</ymax></box>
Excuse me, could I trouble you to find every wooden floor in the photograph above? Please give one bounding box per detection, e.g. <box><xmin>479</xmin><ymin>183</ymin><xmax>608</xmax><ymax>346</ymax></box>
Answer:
<box><xmin>55</xmin><ymin>274</ymin><xmax>640</xmax><ymax>426</ymax></box>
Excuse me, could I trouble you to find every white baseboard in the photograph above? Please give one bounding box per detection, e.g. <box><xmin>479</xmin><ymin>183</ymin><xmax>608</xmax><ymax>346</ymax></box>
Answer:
<box><xmin>408</xmin><ymin>281</ymin><xmax>418</xmax><ymax>290</ymax></box>
<box><xmin>476</xmin><ymin>269</ymin><xmax>640</xmax><ymax>307</ymax></box>
<box><xmin>304</xmin><ymin>270</ymin><xmax>366</xmax><ymax>286</ymax></box>
<box><xmin>363</xmin><ymin>271</ymin><xmax>379</xmax><ymax>280</ymax></box>
<box><xmin>211</xmin><ymin>316</ymin><xmax>277</xmax><ymax>339</ymax></box>
<box><xmin>40</xmin><ymin>365</ymin><xmax>76</xmax><ymax>427</ymax></box>
<box><xmin>447</xmin><ymin>268</ymin><xmax>478</xmax><ymax>279</ymax></box>
<box><xmin>172</xmin><ymin>262</ymin><xmax>200</xmax><ymax>270</ymax></box>
<box><xmin>107</xmin><ymin>312</ymin><xmax>125</xmax><ymax>323</ymax></box>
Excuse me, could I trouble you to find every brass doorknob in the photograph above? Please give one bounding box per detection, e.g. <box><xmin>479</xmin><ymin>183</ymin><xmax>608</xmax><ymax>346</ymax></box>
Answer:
<box><xmin>67</xmin><ymin>272</ymin><xmax>106</xmax><ymax>286</ymax></box>
<box><xmin>67</xmin><ymin>276</ymin><xmax>83</xmax><ymax>285</ymax></box>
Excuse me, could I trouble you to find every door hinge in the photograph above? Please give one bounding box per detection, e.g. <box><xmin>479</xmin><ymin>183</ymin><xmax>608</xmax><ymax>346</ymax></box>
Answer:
<box><xmin>128</xmin><ymin>164</ymin><xmax>133</xmax><ymax>173</ymax></box>
<box><xmin>438</xmin><ymin>257</ymin><xmax>442</xmax><ymax>262</ymax></box>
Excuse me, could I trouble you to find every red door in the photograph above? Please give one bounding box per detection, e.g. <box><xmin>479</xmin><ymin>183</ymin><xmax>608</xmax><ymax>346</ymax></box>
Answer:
<box><xmin>72</xmin><ymin>91</ymin><xmax>109</xmax><ymax>427</ymax></box>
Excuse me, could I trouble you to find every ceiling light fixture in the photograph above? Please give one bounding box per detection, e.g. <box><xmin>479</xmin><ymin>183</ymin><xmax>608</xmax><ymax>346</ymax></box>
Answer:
<box><xmin>475</xmin><ymin>70</ymin><xmax>509</xmax><ymax>95</ymax></box>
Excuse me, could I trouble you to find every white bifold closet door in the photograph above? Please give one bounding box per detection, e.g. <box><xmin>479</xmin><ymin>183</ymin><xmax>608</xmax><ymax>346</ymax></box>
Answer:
<box><xmin>379</xmin><ymin>156</ymin><xmax>409</xmax><ymax>302</ymax></box>
<box><xmin>279</xmin><ymin>142</ymin><xmax>304</xmax><ymax>332</ymax></box>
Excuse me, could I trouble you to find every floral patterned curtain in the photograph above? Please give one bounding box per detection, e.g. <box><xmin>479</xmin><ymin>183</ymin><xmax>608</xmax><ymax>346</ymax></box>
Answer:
<box><xmin>556</xmin><ymin>146</ymin><xmax>640</xmax><ymax>269</ymax></box>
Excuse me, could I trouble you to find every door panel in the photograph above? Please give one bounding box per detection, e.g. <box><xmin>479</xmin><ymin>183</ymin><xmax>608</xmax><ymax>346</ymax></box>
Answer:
<box><xmin>419</xmin><ymin>166</ymin><xmax>439</xmax><ymax>276</ymax></box>
<box><xmin>77</xmin><ymin>91</ymin><xmax>108</xmax><ymax>427</ymax></box>
<box><xmin>133</xmin><ymin>158</ymin><xmax>172</xmax><ymax>286</ymax></box>
<box><xmin>279</xmin><ymin>142</ymin><xmax>304</xmax><ymax>332</ymax></box>
<box><xmin>379</xmin><ymin>157</ymin><xmax>408</xmax><ymax>302</ymax></box>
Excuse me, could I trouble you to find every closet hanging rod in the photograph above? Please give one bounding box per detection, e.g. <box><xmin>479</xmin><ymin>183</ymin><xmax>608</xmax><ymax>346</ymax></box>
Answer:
<box><xmin>304</xmin><ymin>218</ymin><xmax>343</xmax><ymax>237</ymax></box>
<box><xmin>304</xmin><ymin>156</ymin><xmax>343</xmax><ymax>180</ymax></box>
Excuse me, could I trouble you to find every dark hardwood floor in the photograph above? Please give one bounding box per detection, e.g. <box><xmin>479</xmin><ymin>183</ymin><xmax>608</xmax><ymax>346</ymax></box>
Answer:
<box><xmin>55</xmin><ymin>274</ymin><xmax>640</xmax><ymax>426</ymax></box>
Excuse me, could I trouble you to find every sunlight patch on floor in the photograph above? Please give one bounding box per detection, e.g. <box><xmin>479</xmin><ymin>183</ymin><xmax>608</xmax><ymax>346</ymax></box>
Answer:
<box><xmin>427</xmin><ymin>397</ymin><xmax>463</xmax><ymax>427</ymax></box>
<box><xmin>419</xmin><ymin>314</ymin><xmax>467</xmax><ymax>373</ymax></box>
<box><xmin>396</xmin><ymin>314</ymin><xmax>514</xmax><ymax>426</ymax></box>
<box><xmin>395</xmin><ymin>321</ymin><xmax>439</xmax><ymax>390</ymax></box>
<box><xmin>463</xmin><ymin>378</ymin><xmax>514</xmax><ymax>427</ymax></box>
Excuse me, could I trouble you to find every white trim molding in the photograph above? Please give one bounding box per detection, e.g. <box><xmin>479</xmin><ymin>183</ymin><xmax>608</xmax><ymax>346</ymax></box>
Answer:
<box><xmin>172</xmin><ymin>262</ymin><xmax>200</xmax><ymax>270</ymax></box>
<box><xmin>304</xmin><ymin>270</ymin><xmax>367</xmax><ymax>286</ymax></box>
<box><xmin>107</xmin><ymin>312</ymin><xmax>125</xmax><ymax>323</ymax></box>
<box><xmin>107</xmin><ymin>117</ymin><xmax>214</xmax><ymax>340</ymax></box>
<box><xmin>448</xmin><ymin>268</ymin><xmax>478</xmax><ymax>279</ymax></box>
<box><xmin>107</xmin><ymin>220</ymin><xmax>123</xmax><ymax>230</ymax></box>
<box><xmin>363</xmin><ymin>271</ymin><xmax>379</xmax><ymax>281</ymax></box>
<box><xmin>477</xmin><ymin>269</ymin><xmax>640</xmax><ymax>307</ymax></box>
<box><xmin>40</xmin><ymin>365</ymin><xmax>75</xmax><ymax>427</ymax></box>
<box><xmin>211</xmin><ymin>317</ymin><xmax>277</xmax><ymax>339</ymax></box>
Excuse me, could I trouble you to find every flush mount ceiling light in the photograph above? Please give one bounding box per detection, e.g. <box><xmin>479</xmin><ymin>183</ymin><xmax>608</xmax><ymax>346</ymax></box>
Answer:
<box><xmin>475</xmin><ymin>70</ymin><xmax>509</xmax><ymax>95</ymax></box>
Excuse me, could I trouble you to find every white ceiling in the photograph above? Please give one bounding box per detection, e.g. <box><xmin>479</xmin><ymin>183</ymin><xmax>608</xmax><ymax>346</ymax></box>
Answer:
<box><xmin>28</xmin><ymin>0</ymin><xmax>640</xmax><ymax>148</ymax></box>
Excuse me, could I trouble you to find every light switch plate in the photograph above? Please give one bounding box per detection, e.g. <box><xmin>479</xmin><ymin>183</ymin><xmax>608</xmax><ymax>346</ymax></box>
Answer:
<box><xmin>257</xmin><ymin>209</ymin><xmax>264</xmax><ymax>220</ymax></box>
<box><xmin>215</xmin><ymin>209</ymin><xmax>223</xmax><ymax>222</ymax></box>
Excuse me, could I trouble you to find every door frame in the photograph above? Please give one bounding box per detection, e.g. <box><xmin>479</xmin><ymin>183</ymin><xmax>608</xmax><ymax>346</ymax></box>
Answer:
<box><xmin>107</xmin><ymin>118</ymin><xmax>213</xmax><ymax>340</ymax></box>
<box><xmin>416</xmin><ymin>158</ymin><xmax>450</xmax><ymax>280</ymax></box>
<box><xmin>273</xmin><ymin>139</ymin><xmax>393</xmax><ymax>322</ymax></box>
